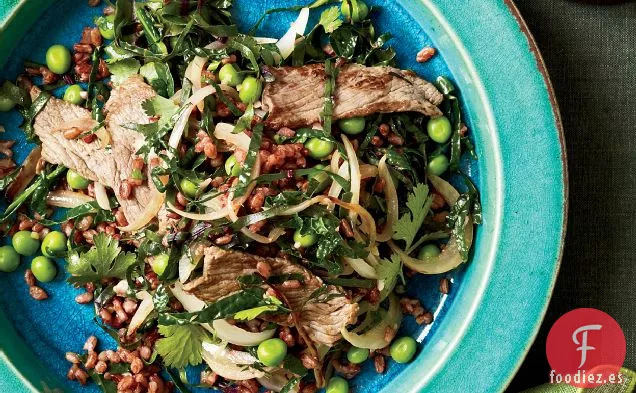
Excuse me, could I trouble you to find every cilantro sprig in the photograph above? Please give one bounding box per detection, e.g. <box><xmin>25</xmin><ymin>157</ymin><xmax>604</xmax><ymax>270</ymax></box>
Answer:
<box><xmin>66</xmin><ymin>233</ymin><xmax>136</xmax><ymax>285</ymax></box>
<box><xmin>392</xmin><ymin>183</ymin><xmax>433</xmax><ymax>250</ymax></box>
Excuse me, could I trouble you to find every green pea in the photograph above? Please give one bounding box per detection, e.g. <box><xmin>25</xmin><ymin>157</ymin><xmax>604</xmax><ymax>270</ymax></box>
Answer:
<box><xmin>326</xmin><ymin>376</ymin><xmax>349</xmax><ymax>393</ymax></box>
<box><xmin>238</xmin><ymin>76</ymin><xmax>263</xmax><ymax>104</ymax></box>
<box><xmin>347</xmin><ymin>347</ymin><xmax>369</xmax><ymax>364</ymax></box>
<box><xmin>0</xmin><ymin>246</ymin><xmax>20</xmax><ymax>273</ymax></box>
<box><xmin>98</xmin><ymin>14</ymin><xmax>115</xmax><ymax>40</ymax></box>
<box><xmin>0</xmin><ymin>96</ymin><xmax>16</xmax><ymax>112</ymax></box>
<box><xmin>67</xmin><ymin>170</ymin><xmax>91</xmax><ymax>190</ymax></box>
<box><xmin>31</xmin><ymin>256</ymin><xmax>57</xmax><ymax>283</ymax></box>
<box><xmin>293</xmin><ymin>229</ymin><xmax>317</xmax><ymax>248</ymax></box>
<box><xmin>341</xmin><ymin>0</ymin><xmax>369</xmax><ymax>23</ymax></box>
<box><xmin>428</xmin><ymin>155</ymin><xmax>449</xmax><ymax>176</ymax></box>
<box><xmin>218</xmin><ymin>64</ymin><xmax>244</xmax><ymax>87</ymax></box>
<box><xmin>305</xmin><ymin>138</ymin><xmax>335</xmax><ymax>159</ymax></box>
<box><xmin>180</xmin><ymin>178</ymin><xmax>199</xmax><ymax>198</ymax></box>
<box><xmin>338</xmin><ymin>117</ymin><xmax>366</xmax><ymax>135</ymax></box>
<box><xmin>45</xmin><ymin>44</ymin><xmax>72</xmax><ymax>75</ymax></box>
<box><xmin>63</xmin><ymin>85</ymin><xmax>85</xmax><ymax>105</ymax></box>
<box><xmin>418</xmin><ymin>244</ymin><xmax>441</xmax><ymax>259</ymax></box>
<box><xmin>390</xmin><ymin>336</ymin><xmax>417</xmax><ymax>364</ymax></box>
<box><xmin>225</xmin><ymin>154</ymin><xmax>242</xmax><ymax>177</ymax></box>
<box><xmin>151</xmin><ymin>253</ymin><xmax>170</xmax><ymax>276</ymax></box>
<box><xmin>257</xmin><ymin>338</ymin><xmax>288</xmax><ymax>367</ymax></box>
<box><xmin>12</xmin><ymin>231</ymin><xmax>40</xmax><ymax>256</ymax></box>
<box><xmin>427</xmin><ymin>116</ymin><xmax>452</xmax><ymax>144</ymax></box>
<box><xmin>41</xmin><ymin>231</ymin><xmax>67</xmax><ymax>258</ymax></box>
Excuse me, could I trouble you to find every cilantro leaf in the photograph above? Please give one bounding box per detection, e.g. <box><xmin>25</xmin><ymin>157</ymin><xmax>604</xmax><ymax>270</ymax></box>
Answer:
<box><xmin>377</xmin><ymin>254</ymin><xmax>402</xmax><ymax>301</ymax></box>
<box><xmin>108</xmin><ymin>58</ymin><xmax>141</xmax><ymax>85</ymax></box>
<box><xmin>234</xmin><ymin>295</ymin><xmax>284</xmax><ymax>321</ymax></box>
<box><xmin>139</xmin><ymin>62</ymin><xmax>175</xmax><ymax>98</ymax></box>
<box><xmin>66</xmin><ymin>233</ymin><xmax>136</xmax><ymax>284</ymax></box>
<box><xmin>393</xmin><ymin>183</ymin><xmax>433</xmax><ymax>250</ymax></box>
<box><xmin>156</xmin><ymin>324</ymin><xmax>209</xmax><ymax>369</ymax></box>
<box><xmin>319</xmin><ymin>6</ymin><xmax>343</xmax><ymax>33</ymax></box>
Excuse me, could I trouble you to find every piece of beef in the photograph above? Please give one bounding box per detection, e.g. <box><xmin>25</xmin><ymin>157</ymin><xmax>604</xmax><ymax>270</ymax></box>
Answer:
<box><xmin>262</xmin><ymin>63</ymin><xmax>444</xmax><ymax>130</ymax></box>
<box><xmin>184</xmin><ymin>246</ymin><xmax>359</xmax><ymax>347</ymax></box>
<box><xmin>32</xmin><ymin>75</ymin><xmax>156</xmax><ymax>222</ymax></box>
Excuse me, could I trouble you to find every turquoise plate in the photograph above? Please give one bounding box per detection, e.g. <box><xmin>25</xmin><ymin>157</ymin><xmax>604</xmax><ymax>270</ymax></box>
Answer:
<box><xmin>0</xmin><ymin>1</ymin><xmax>567</xmax><ymax>392</ymax></box>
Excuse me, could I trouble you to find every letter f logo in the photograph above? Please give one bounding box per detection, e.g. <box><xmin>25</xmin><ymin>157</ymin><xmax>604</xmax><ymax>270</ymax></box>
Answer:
<box><xmin>572</xmin><ymin>324</ymin><xmax>602</xmax><ymax>369</ymax></box>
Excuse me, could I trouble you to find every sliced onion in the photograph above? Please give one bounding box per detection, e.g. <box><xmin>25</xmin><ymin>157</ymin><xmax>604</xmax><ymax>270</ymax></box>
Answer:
<box><xmin>330</xmin><ymin>150</ymin><xmax>341</xmax><ymax>173</ymax></box>
<box><xmin>327</xmin><ymin>161</ymin><xmax>349</xmax><ymax>199</ymax></box>
<box><xmin>240</xmin><ymin>227</ymin><xmax>285</xmax><ymax>244</ymax></box>
<box><xmin>388</xmin><ymin>175</ymin><xmax>473</xmax><ymax>274</ymax></box>
<box><xmin>277</xmin><ymin>7</ymin><xmax>310</xmax><ymax>59</ymax></box>
<box><xmin>330</xmin><ymin>198</ymin><xmax>377</xmax><ymax>246</ymax></box>
<box><xmin>171</xmin><ymin>282</ymin><xmax>214</xmax><ymax>334</ymax></box>
<box><xmin>118</xmin><ymin>191</ymin><xmax>165</xmax><ymax>232</ymax></box>
<box><xmin>202</xmin><ymin>342</ymin><xmax>265</xmax><ymax>380</ymax></box>
<box><xmin>167</xmin><ymin>200</ymin><xmax>228</xmax><ymax>221</ymax></box>
<box><xmin>178</xmin><ymin>241</ymin><xmax>208</xmax><ymax>283</ymax></box>
<box><xmin>46</xmin><ymin>190</ymin><xmax>94</xmax><ymax>209</ymax></box>
<box><xmin>186</xmin><ymin>41</ymin><xmax>227</xmax><ymax>111</ymax></box>
<box><xmin>94</xmin><ymin>183</ymin><xmax>111</xmax><ymax>211</ymax></box>
<box><xmin>344</xmin><ymin>257</ymin><xmax>378</xmax><ymax>279</ymax></box>
<box><xmin>214</xmin><ymin>122</ymin><xmax>251</xmax><ymax>150</ymax></box>
<box><xmin>341</xmin><ymin>295</ymin><xmax>402</xmax><ymax>349</ymax></box>
<box><xmin>113</xmin><ymin>280</ymin><xmax>129</xmax><ymax>296</ymax></box>
<box><xmin>254</xmin><ymin>37</ymin><xmax>278</xmax><ymax>44</ymax></box>
<box><xmin>389</xmin><ymin>218</ymin><xmax>473</xmax><ymax>274</ymax></box>
<box><xmin>376</xmin><ymin>156</ymin><xmax>398</xmax><ymax>242</ymax></box>
<box><xmin>258</xmin><ymin>371</ymin><xmax>299</xmax><ymax>393</ymax></box>
<box><xmin>213</xmin><ymin>320</ymin><xmax>276</xmax><ymax>346</ymax></box>
<box><xmin>7</xmin><ymin>146</ymin><xmax>41</xmax><ymax>200</ymax></box>
<box><xmin>342</xmin><ymin>135</ymin><xmax>360</xmax><ymax>207</ymax></box>
<box><xmin>127</xmin><ymin>291</ymin><xmax>154</xmax><ymax>337</ymax></box>
<box><xmin>428</xmin><ymin>174</ymin><xmax>461</xmax><ymax>205</ymax></box>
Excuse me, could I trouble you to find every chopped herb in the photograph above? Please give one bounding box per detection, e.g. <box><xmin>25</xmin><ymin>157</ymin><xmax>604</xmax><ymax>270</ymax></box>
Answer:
<box><xmin>66</xmin><ymin>233</ymin><xmax>137</xmax><ymax>285</ymax></box>
<box><xmin>393</xmin><ymin>183</ymin><xmax>433</xmax><ymax>250</ymax></box>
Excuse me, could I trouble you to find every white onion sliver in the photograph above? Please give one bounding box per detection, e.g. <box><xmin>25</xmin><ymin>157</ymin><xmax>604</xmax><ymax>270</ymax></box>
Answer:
<box><xmin>213</xmin><ymin>320</ymin><xmax>276</xmax><ymax>347</ymax></box>
<box><xmin>258</xmin><ymin>371</ymin><xmax>299</xmax><ymax>393</ymax></box>
<box><xmin>127</xmin><ymin>291</ymin><xmax>154</xmax><ymax>337</ymax></box>
<box><xmin>277</xmin><ymin>7</ymin><xmax>310</xmax><ymax>59</ymax></box>
<box><xmin>118</xmin><ymin>192</ymin><xmax>165</xmax><ymax>232</ymax></box>
<box><xmin>46</xmin><ymin>190</ymin><xmax>94</xmax><ymax>209</ymax></box>
<box><xmin>254</xmin><ymin>37</ymin><xmax>278</xmax><ymax>44</ymax></box>
<box><xmin>376</xmin><ymin>156</ymin><xmax>398</xmax><ymax>242</ymax></box>
<box><xmin>94</xmin><ymin>183</ymin><xmax>111</xmax><ymax>211</ymax></box>
<box><xmin>202</xmin><ymin>342</ymin><xmax>265</xmax><ymax>380</ymax></box>
<box><xmin>214</xmin><ymin>123</ymin><xmax>251</xmax><ymax>150</ymax></box>
<box><xmin>170</xmin><ymin>282</ymin><xmax>214</xmax><ymax>334</ymax></box>
<box><xmin>342</xmin><ymin>135</ymin><xmax>360</xmax><ymax>207</ymax></box>
<box><xmin>428</xmin><ymin>174</ymin><xmax>460</xmax><ymax>205</ymax></box>
<box><xmin>345</xmin><ymin>257</ymin><xmax>378</xmax><ymax>279</ymax></box>
<box><xmin>167</xmin><ymin>200</ymin><xmax>228</xmax><ymax>221</ymax></box>
<box><xmin>341</xmin><ymin>295</ymin><xmax>402</xmax><ymax>350</ymax></box>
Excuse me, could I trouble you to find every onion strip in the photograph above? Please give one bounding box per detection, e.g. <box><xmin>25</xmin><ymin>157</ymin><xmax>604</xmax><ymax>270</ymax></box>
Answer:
<box><xmin>213</xmin><ymin>319</ymin><xmax>276</xmax><ymax>346</ymax></box>
<box><xmin>376</xmin><ymin>156</ymin><xmax>398</xmax><ymax>242</ymax></box>
<box><xmin>167</xmin><ymin>200</ymin><xmax>228</xmax><ymax>221</ymax></box>
<box><xmin>93</xmin><ymin>183</ymin><xmax>111</xmax><ymax>211</ymax></box>
<box><xmin>118</xmin><ymin>191</ymin><xmax>165</xmax><ymax>232</ymax></box>
<box><xmin>46</xmin><ymin>190</ymin><xmax>94</xmax><ymax>209</ymax></box>
<box><xmin>388</xmin><ymin>175</ymin><xmax>473</xmax><ymax>274</ymax></box>
<box><xmin>127</xmin><ymin>291</ymin><xmax>153</xmax><ymax>337</ymax></box>
<box><xmin>345</xmin><ymin>257</ymin><xmax>378</xmax><ymax>279</ymax></box>
<box><xmin>202</xmin><ymin>342</ymin><xmax>265</xmax><ymax>380</ymax></box>
<box><xmin>341</xmin><ymin>295</ymin><xmax>402</xmax><ymax>349</ymax></box>
<box><xmin>214</xmin><ymin>122</ymin><xmax>251</xmax><ymax>150</ymax></box>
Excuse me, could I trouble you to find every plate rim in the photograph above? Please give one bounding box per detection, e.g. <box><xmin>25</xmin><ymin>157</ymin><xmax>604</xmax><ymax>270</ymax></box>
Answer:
<box><xmin>0</xmin><ymin>0</ymin><xmax>568</xmax><ymax>392</ymax></box>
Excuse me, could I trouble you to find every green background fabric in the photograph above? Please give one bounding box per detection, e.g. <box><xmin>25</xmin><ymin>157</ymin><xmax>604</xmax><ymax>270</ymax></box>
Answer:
<box><xmin>509</xmin><ymin>0</ymin><xmax>636</xmax><ymax>391</ymax></box>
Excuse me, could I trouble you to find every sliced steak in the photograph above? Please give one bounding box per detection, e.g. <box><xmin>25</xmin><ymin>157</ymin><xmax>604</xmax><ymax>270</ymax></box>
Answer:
<box><xmin>32</xmin><ymin>75</ymin><xmax>156</xmax><ymax>222</ymax></box>
<box><xmin>262</xmin><ymin>63</ymin><xmax>444</xmax><ymax>130</ymax></box>
<box><xmin>184</xmin><ymin>246</ymin><xmax>359</xmax><ymax>347</ymax></box>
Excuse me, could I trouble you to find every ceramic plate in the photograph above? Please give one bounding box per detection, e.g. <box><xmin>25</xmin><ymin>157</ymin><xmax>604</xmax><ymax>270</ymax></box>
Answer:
<box><xmin>0</xmin><ymin>1</ymin><xmax>567</xmax><ymax>392</ymax></box>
